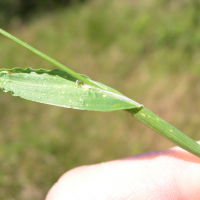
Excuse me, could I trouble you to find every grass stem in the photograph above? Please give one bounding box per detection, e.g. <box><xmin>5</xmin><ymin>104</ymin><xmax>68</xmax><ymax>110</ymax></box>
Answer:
<box><xmin>0</xmin><ymin>28</ymin><xmax>101</xmax><ymax>89</ymax></box>
<box><xmin>128</xmin><ymin>107</ymin><xmax>200</xmax><ymax>157</ymax></box>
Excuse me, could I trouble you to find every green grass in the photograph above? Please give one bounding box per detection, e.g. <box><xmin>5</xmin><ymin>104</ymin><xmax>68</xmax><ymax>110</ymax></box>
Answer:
<box><xmin>0</xmin><ymin>0</ymin><xmax>200</xmax><ymax>199</ymax></box>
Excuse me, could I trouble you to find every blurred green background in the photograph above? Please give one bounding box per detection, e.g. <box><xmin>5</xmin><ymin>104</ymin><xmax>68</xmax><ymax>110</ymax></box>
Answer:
<box><xmin>0</xmin><ymin>0</ymin><xmax>200</xmax><ymax>199</ymax></box>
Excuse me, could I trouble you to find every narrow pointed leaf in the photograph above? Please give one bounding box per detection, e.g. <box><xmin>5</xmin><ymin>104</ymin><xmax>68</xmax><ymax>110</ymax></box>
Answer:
<box><xmin>0</xmin><ymin>68</ymin><xmax>142</xmax><ymax>111</ymax></box>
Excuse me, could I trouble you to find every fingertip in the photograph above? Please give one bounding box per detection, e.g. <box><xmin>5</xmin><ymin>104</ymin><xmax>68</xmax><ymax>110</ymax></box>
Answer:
<box><xmin>46</xmin><ymin>145</ymin><xmax>200</xmax><ymax>200</ymax></box>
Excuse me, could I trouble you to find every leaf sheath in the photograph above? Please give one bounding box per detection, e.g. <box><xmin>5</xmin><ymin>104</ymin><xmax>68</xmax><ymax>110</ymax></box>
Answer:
<box><xmin>129</xmin><ymin>107</ymin><xmax>200</xmax><ymax>157</ymax></box>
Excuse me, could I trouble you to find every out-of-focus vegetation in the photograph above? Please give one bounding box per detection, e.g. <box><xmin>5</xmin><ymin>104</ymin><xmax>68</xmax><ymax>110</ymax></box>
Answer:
<box><xmin>0</xmin><ymin>0</ymin><xmax>86</xmax><ymax>27</ymax></box>
<box><xmin>0</xmin><ymin>0</ymin><xmax>200</xmax><ymax>199</ymax></box>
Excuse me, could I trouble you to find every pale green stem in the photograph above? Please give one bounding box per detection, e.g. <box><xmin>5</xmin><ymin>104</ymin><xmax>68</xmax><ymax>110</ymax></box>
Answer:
<box><xmin>128</xmin><ymin>107</ymin><xmax>200</xmax><ymax>157</ymax></box>
<box><xmin>0</xmin><ymin>28</ymin><xmax>101</xmax><ymax>89</ymax></box>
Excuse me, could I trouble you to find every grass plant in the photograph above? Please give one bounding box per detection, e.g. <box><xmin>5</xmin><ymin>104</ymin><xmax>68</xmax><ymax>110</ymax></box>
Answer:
<box><xmin>0</xmin><ymin>1</ymin><xmax>200</xmax><ymax>199</ymax></box>
<box><xmin>1</xmin><ymin>28</ymin><xmax>200</xmax><ymax>158</ymax></box>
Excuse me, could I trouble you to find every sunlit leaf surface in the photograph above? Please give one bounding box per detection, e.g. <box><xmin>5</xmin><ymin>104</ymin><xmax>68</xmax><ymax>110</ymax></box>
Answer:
<box><xmin>0</xmin><ymin>68</ymin><xmax>142</xmax><ymax>111</ymax></box>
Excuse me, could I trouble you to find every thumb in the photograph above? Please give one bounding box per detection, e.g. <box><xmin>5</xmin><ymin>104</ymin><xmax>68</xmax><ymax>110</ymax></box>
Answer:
<box><xmin>46</xmin><ymin>144</ymin><xmax>200</xmax><ymax>200</ymax></box>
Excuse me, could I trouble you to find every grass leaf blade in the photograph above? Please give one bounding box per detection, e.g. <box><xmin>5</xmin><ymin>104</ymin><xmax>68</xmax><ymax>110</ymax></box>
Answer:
<box><xmin>0</xmin><ymin>68</ymin><xmax>142</xmax><ymax>111</ymax></box>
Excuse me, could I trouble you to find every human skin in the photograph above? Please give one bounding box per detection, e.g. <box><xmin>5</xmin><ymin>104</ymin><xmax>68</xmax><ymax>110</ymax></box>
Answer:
<box><xmin>46</xmin><ymin>145</ymin><xmax>200</xmax><ymax>200</ymax></box>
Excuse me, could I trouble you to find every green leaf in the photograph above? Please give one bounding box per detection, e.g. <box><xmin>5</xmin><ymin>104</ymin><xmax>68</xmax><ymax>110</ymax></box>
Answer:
<box><xmin>0</xmin><ymin>68</ymin><xmax>142</xmax><ymax>111</ymax></box>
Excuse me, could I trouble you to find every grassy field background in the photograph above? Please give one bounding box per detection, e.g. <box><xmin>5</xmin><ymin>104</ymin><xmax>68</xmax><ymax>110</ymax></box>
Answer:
<box><xmin>0</xmin><ymin>0</ymin><xmax>200</xmax><ymax>199</ymax></box>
